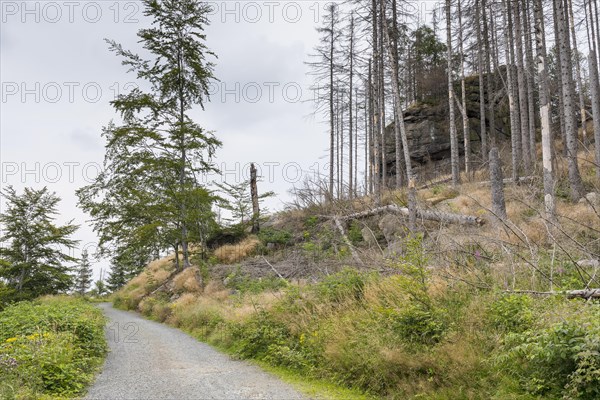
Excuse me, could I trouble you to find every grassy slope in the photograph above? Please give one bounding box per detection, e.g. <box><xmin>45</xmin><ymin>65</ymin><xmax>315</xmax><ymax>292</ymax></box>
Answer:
<box><xmin>113</xmin><ymin>152</ymin><xmax>600</xmax><ymax>399</ymax></box>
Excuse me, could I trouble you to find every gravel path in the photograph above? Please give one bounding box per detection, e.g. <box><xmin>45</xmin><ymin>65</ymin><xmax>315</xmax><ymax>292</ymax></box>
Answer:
<box><xmin>85</xmin><ymin>303</ymin><xmax>306</xmax><ymax>400</ymax></box>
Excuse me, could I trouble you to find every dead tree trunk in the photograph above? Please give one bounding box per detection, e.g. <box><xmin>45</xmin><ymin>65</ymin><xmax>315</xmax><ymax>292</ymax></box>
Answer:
<box><xmin>381</xmin><ymin>0</ymin><xmax>416</xmax><ymax>231</ymax></box>
<box><xmin>336</xmin><ymin>204</ymin><xmax>484</xmax><ymax>226</ymax></box>
<box><xmin>568</xmin><ymin>0</ymin><xmax>588</xmax><ymax>145</ymax></box>
<box><xmin>524</xmin><ymin>0</ymin><xmax>538</xmax><ymax>166</ymax></box>
<box><xmin>504</xmin><ymin>0</ymin><xmax>522</xmax><ymax>183</ymax></box>
<box><xmin>250</xmin><ymin>163</ymin><xmax>260</xmax><ymax>234</ymax></box>
<box><xmin>446</xmin><ymin>0</ymin><xmax>461</xmax><ymax>187</ymax></box>
<box><xmin>555</xmin><ymin>0</ymin><xmax>585</xmax><ymax>201</ymax></box>
<box><xmin>476</xmin><ymin>0</ymin><xmax>488</xmax><ymax>162</ymax></box>
<box><xmin>535</xmin><ymin>0</ymin><xmax>557</xmax><ymax>221</ymax></box>
<box><xmin>586</xmin><ymin>0</ymin><xmax>600</xmax><ymax>180</ymax></box>
<box><xmin>514</xmin><ymin>0</ymin><xmax>532</xmax><ymax>173</ymax></box>
<box><xmin>489</xmin><ymin>147</ymin><xmax>507</xmax><ymax>221</ymax></box>
<box><xmin>457</xmin><ymin>0</ymin><xmax>471</xmax><ymax>178</ymax></box>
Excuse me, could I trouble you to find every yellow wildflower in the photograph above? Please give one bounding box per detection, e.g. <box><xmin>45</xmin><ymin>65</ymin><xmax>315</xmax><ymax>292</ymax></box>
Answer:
<box><xmin>5</xmin><ymin>337</ymin><xmax>17</xmax><ymax>343</ymax></box>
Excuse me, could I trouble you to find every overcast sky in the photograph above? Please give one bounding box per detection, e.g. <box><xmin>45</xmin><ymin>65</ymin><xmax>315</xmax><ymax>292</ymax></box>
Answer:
<box><xmin>0</xmin><ymin>0</ymin><xmax>440</xmax><ymax>280</ymax></box>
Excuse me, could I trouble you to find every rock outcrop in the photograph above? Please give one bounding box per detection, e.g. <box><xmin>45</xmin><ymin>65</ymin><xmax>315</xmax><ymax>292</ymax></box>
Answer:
<box><xmin>380</xmin><ymin>74</ymin><xmax>510</xmax><ymax>181</ymax></box>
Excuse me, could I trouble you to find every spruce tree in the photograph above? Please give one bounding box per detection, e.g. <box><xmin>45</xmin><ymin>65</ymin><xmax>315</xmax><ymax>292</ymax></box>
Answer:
<box><xmin>78</xmin><ymin>0</ymin><xmax>220</xmax><ymax>271</ymax></box>
<box><xmin>0</xmin><ymin>186</ymin><xmax>78</xmax><ymax>301</ymax></box>
<box><xmin>73</xmin><ymin>250</ymin><xmax>94</xmax><ymax>295</ymax></box>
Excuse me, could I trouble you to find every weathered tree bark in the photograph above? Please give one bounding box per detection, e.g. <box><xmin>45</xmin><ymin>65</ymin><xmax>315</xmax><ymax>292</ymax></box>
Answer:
<box><xmin>355</xmin><ymin>87</ymin><xmax>359</xmax><ymax>197</ymax></box>
<box><xmin>553</xmin><ymin>0</ymin><xmax>568</xmax><ymax>155</ymax></box>
<box><xmin>368</xmin><ymin>60</ymin><xmax>374</xmax><ymax>195</ymax></box>
<box><xmin>534</xmin><ymin>0</ymin><xmax>557</xmax><ymax>221</ymax></box>
<box><xmin>457</xmin><ymin>0</ymin><xmax>471</xmax><ymax>178</ymax></box>
<box><xmin>349</xmin><ymin>14</ymin><xmax>355</xmax><ymax>198</ymax></box>
<box><xmin>568</xmin><ymin>0</ymin><xmax>588</xmax><ymax>145</ymax></box>
<box><xmin>340</xmin><ymin>90</ymin><xmax>345</xmax><ymax>197</ymax></box>
<box><xmin>335</xmin><ymin>204</ymin><xmax>484</xmax><ymax>226</ymax></box>
<box><xmin>476</xmin><ymin>0</ymin><xmax>488</xmax><ymax>162</ymax></box>
<box><xmin>328</xmin><ymin>6</ymin><xmax>335</xmax><ymax>199</ymax></box>
<box><xmin>503</xmin><ymin>0</ymin><xmax>522</xmax><ymax>183</ymax></box>
<box><xmin>489</xmin><ymin>147</ymin><xmax>507</xmax><ymax>221</ymax></box>
<box><xmin>392</xmin><ymin>0</ymin><xmax>403</xmax><ymax>190</ymax></box>
<box><xmin>381</xmin><ymin>0</ymin><xmax>416</xmax><ymax>231</ymax></box>
<box><xmin>372</xmin><ymin>0</ymin><xmax>381</xmax><ymax>198</ymax></box>
<box><xmin>514</xmin><ymin>0</ymin><xmax>532</xmax><ymax>173</ymax></box>
<box><xmin>365</xmin><ymin>88</ymin><xmax>370</xmax><ymax>195</ymax></box>
<box><xmin>336</xmin><ymin>88</ymin><xmax>341</xmax><ymax>197</ymax></box>
<box><xmin>446</xmin><ymin>0</ymin><xmax>461</xmax><ymax>187</ymax></box>
<box><xmin>555</xmin><ymin>0</ymin><xmax>585</xmax><ymax>201</ymax></box>
<box><xmin>379</xmin><ymin>5</ymin><xmax>387</xmax><ymax>192</ymax></box>
<box><xmin>524</xmin><ymin>0</ymin><xmax>538</xmax><ymax>166</ymax></box>
<box><xmin>250</xmin><ymin>163</ymin><xmax>260</xmax><ymax>234</ymax></box>
<box><xmin>587</xmin><ymin>0</ymin><xmax>600</xmax><ymax>180</ymax></box>
<box><xmin>482</xmin><ymin>0</ymin><xmax>497</xmax><ymax>148</ymax></box>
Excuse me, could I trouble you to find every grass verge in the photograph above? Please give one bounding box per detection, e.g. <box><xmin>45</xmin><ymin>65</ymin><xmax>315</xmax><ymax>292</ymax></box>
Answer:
<box><xmin>0</xmin><ymin>296</ymin><xmax>108</xmax><ymax>399</ymax></box>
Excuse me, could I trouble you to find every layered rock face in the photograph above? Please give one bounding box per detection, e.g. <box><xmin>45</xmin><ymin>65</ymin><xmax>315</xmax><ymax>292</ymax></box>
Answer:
<box><xmin>380</xmin><ymin>74</ymin><xmax>509</xmax><ymax>181</ymax></box>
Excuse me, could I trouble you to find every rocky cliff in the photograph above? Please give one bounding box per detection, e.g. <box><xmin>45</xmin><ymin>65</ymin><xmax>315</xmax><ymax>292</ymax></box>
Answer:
<box><xmin>381</xmin><ymin>73</ymin><xmax>510</xmax><ymax>181</ymax></box>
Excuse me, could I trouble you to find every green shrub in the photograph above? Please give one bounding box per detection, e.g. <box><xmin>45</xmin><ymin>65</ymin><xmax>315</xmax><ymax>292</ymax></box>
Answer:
<box><xmin>384</xmin><ymin>305</ymin><xmax>448</xmax><ymax>346</ymax></box>
<box><xmin>0</xmin><ymin>296</ymin><xmax>107</xmax><ymax>398</ymax></box>
<box><xmin>258</xmin><ymin>228</ymin><xmax>293</xmax><ymax>245</ymax></box>
<box><xmin>488</xmin><ymin>294</ymin><xmax>534</xmax><ymax>333</ymax></box>
<box><xmin>348</xmin><ymin>221</ymin><xmax>363</xmax><ymax>245</ymax></box>
<box><xmin>225</xmin><ymin>269</ymin><xmax>288</xmax><ymax>294</ymax></box>
<box><xmin>315</xmin><ymin>268</ymin><xmax>369</xmax><ymax>303</ymax></box>
<box><xmin>232</xmin><ymin>312</ymin><xmax>292</xmax><ymax>359</ymax></box>
<box><xmin>495</xmin><ymin>302</ymin><xmax>600</xmax><ymax>399</ymax></box>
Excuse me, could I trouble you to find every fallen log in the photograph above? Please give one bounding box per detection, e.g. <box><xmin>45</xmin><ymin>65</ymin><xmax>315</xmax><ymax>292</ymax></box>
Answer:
<box><xmin>477</xmin><ymin>176</ymin><xmax>536</xmax><ymax>186</ymax></box>
<box><xmin>333</xmin><ymin>217</ymin><xmax>363</xmax><ymax>264</ymax></box>
<box><xmin>336</xmin><ymin>204</ymin><xmax>484</xmax><ymax>226</ymax></box>
<box><xmin>506</xmin><ymin>289</ymin><xmax>600</xmax><ymax>299</ymax></box>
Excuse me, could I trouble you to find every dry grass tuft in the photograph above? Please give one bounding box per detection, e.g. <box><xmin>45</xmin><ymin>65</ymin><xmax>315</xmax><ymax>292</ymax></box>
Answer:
<box><xmin>173</xmin><ymin>267</ymin><xmax>203</xmax><ymax>294</ymax></box>
<box><xmin>214</xmin><ymin>236</ymin><xmax>261</xmax><ymax>264</ymax></box>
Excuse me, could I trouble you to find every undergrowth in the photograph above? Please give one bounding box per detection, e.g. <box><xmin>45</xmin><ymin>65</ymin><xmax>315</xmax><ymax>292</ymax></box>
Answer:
<box><xmin>114</xmin><ymin>244</ymin><xmax>600</xmax><ymax>398</ymax></box>
<box><xmin>0</xmin><ymin>296</ymin><xmax>107</xmax><ymax>399</ymax></box>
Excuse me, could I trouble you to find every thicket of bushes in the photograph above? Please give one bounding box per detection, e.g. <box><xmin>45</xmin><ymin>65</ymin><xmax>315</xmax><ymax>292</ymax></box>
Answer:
<box><xmin>0</xmin><ymin>296</ymin><xmax>107</xmax><ymax>399</ymax></box>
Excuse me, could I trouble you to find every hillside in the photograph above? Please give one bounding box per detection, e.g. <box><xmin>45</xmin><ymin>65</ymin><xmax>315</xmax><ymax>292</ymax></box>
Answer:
<box><xmin>113</xmin><ymin>147</ymin><xmax>600</xmax><ymax>399</ymax></box>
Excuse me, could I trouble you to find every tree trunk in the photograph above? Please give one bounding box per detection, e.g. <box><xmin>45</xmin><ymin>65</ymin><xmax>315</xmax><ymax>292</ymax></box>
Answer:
<box><xmin>555</xmin><ymin>0</ymin><xmax>585</xmax><ymax>201</ymax></box>
<box><xmin>587</xmin><ymin>0</ymin><xmax>600</xmax><ymax>179</ymax></box>
<box><xmin>349</xmin><ymin>14</ymin><xmax>354</xmax><ymax>199</ymax></box>
<box><xmin>446</xmin><ymin>0</ymin><xmax>460</xmax><ymax>186</ymax></box>
<box><xmin>534</xmin><ymin>0</ymin><xmax>557</xmax><ymax>221</ymax></box>
<box><xmin>355</xmin><ymin>87</ymin><xmax>359</xmax><ymax>197</ymax></box>
<box><xmin>379</xmin><ymin>8</ymin><xmax>387</xmax><ymax>191</ymax></box>
<box><xmin>553</xmin><ymin>0</ymin><xmax>569</xmax><ymax>155</ymax></box>
<box><xmin>503</xmin><ymin>0</ymin><xmax>522</xmax><ymax>183</ymax></box>
<box><xmin>372</xmin><ymin>0</ymin><xmax>381</xmax><ymax>198</ymax></box>
<box><xmin>489</xmin><ymin>147</ymin><xmax>507</xmax><ymax>221</ymax></box>
<box><xmin>514</xmin><ymin>0</ymin><xmax>532</xmax><ymax>173</ymax></box>
<box><xmin>329</xmin><ymin>9</ymin><xmax>335</xmax><ymax>199</ymax></box>
<box><xmin>365</xmin><ymin>87</ymin><xmax>370</xmax><ymax>195</ymax></box>
<box><xmin>482</xmin><ymin>0</ymin><xmax>497</xmax><ymax>148</ymax></box>
<box><xmin>393</xmin><ymin>0</ymin><xmax>403</xmax><ymax>189</ymax></box>
<box><xmin>524</xmin><ymin>0</ymin><xmax>538</xmax><ymax>166</ymax></box>
<box><xmin>250</xmin><ymin>163</ymin><xmax>260</xmax><ymax>234</ymax></box>
<box><xmin>476</xmin><ymin>0</ymin><xmax>488</xmax><ymax>163</ymax></box>
<box><xmin>568</xmin><ymin>0</ymin><xmax>588</xmax><ymax>145</ymax></box>
<box><xmin>380</xmin><ymin>0</ymin><xmax>416</xmax><ymax>231</ymax></box>
<box><xmin>457</xmin><ymin>0</ymin><xmax>471</xmax><ymax>178</ymax></box>
<box><xmin>336</xmin><ymin>204</ymin><xmax>484</xmax><ymax>226</ymax></box>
